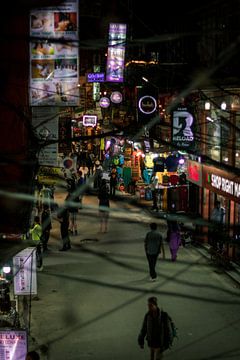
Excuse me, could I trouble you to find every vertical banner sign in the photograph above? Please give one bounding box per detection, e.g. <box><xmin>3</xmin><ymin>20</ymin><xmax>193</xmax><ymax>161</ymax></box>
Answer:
<box><xmin>106</xmin><ymin>23</ymin><xmax>127</xmax><ymax>82</ymax></box>
<box><xmin>0</xmin><ymin>330</ymin><xmax>27</xmax><ymax>360</ymax></box>
<box><xmin>58</xmin><ymin>114</ymin><xmax>72</xmax><ymax>154</ymax></box>
<box><xmin>32</xmin><ymin>107</ymin><xmax>59</xmax><ymax>166</ymax></box>
<box><xmin>172</xmin><ymin>106</ymin><xmax>195</xmax><ymax>148</ymax></box>
<box><xmin>30</xmin><ymin>0</ymin><xmax>79</xmax><ymax>106</ymax></box>
<box><xmin>13</xmin><ymin>248</ymin><xmax>37</xmax><ymax>296</ymax></box>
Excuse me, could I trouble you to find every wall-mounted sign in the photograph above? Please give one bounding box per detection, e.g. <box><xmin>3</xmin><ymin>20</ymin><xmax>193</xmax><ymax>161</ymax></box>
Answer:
<box><xmin>110</xmin><ymin>91</ymin><xmax>122</xmax><ymax>104</ymax></box>
<box><xmin>87</xmin><ymin>72</ymin><xmax>105</xmax><ymax>83</ymax></box>
<box><xmin>106</xmin><ymin>23</ymin><xmax>127</xmax><ymax>83</ymax></box>
<box><xmin>186</xmin><ymin>159</ymin><xmax>202</xmax><ymax>186</ymax></box>
<box><xmin>83</xmin><ymin>115</ymin><xmax>97</xmax><ymax>127</ymax></box>
<box><xmin>138</xmin><ymin>95</ymin><xmax>157</xmax><ymax>115</ymax></box>
<box><xmin>0</xmin><ymin>330</ymin><xmax>27</xmax><ymax>360</ymax></box>
<box><xmin>13</xmin><ymin>247</ymin><xmax>37</xmax><ymax>295</ymax></box>
<box><xmin>202</xmin><ymin>165</ymin><xmax>240</xmax><ymax>203</ymax></box>
<box><xmin>99</xmin><ymin>96</ymin><xmax>110</xmax><ymax>108</ymax></box>
<box><xmin>172</xmin><ymin>107</ymin><xmax>195</xmax><ymax>148</ymax></box>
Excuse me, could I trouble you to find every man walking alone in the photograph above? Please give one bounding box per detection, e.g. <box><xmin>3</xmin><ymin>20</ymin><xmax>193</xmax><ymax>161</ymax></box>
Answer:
<box><xmin>144</xmin><ymin>222</ymin><xmax>165</xmax><ymax>281</ymax></box>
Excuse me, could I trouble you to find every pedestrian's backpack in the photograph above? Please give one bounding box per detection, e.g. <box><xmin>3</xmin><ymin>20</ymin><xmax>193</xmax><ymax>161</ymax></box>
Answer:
<box><xmin>161</xmin><ymin>309</ymin><xmax>178</xmax><ymax>351</ymax></box>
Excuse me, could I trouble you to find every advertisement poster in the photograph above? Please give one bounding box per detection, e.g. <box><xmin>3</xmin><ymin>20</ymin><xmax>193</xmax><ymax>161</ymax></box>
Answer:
<box><xmin>32</xmin><ymin>107</ymin><xmax>59</xmax><ymax>166</ymax></box>
<box><xmin>13</xmin><ymin>248</ymin><xmax>37</xmax><ymax>296</ymax></box>
<box><xmin>172</xmin><ymin>107</ymin><xmax>195</xmax><ymax>148</ymax></box>
<box><xmin>106</xmin><ymin>23</ymin><xmax>126</xmax><ymax>82</ymax></box>
<box><xmin>0</xmin><ymin>330</ymin><xmax>27</xmax><ymax>360</ymax></box>
<box><xmin>29</xmin><ymin>1</ymin><xmax>79</xmax><ymax>106</ymax></box>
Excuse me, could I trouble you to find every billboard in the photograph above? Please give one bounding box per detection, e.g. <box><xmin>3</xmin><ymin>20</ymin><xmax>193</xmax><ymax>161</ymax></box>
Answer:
<box><xmin>0</xmin><ymin>330</ymin><xmax>27</xmax><ymax>360</ymax></box>
<box><xmin>106</xmin><ymin>23</ymin><xmax>126</xmax><ymax>83</ymax></box>
<box><xmin>29</xmin><ymin>1</ymin><xmax>79</xmax><ymax>106</ymax></box>
<box><xmin>13</xmin><ymin>247</ymin><xmax>37</xmax><ymax>295</ymax></box>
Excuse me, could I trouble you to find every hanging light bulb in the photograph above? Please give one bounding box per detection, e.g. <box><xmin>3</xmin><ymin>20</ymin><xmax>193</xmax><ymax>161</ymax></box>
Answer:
<box><xmin>221</xmin><ymin>101</ymin><xmax>227</xmax><ymax>110</ymax></box>
<box><xmin>205</xmin><ymin>101</ymin><xmax>211</xmax><ymax>110</ymax></box>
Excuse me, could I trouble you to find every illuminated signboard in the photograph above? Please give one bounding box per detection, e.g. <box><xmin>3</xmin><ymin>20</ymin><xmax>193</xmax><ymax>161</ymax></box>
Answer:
<box><xmin>138</xmin><ymin>95</ymin><xmax>157</xmax><ymax>115</ymax></box>
<box><xmin>0</xmin><ymin>330</ymin><xmax>27</xmax><ymax>360</ymax></box>
<box><xmin>99</xmin><ymin>97</ymin><xmax>110</xmax><ymax>108</ymax></box>
<box><xmin>110</xmin><ymin>91</ymin><xmax>122</xmax><ymax>104</ymax></box>
<box><xmin>83</xmin><ymin>115</ymin><xmax>97</xmax><ymax>127</ymax></box>
<box><xmin>172</xmin><ymin>107</ymin><xmax>195</xmax><ymax>148</ymax></box>
<box><xmin>13</xmin><ymin>247</ymin><xmax>37</xmax><ymax>295</ymax></box>
<box><xmin>202</xmin><ymin>165</ymin><xmax>240</xmax><ymax>203</ymax></box>
<box><xmin>106</xmin><ymin>23</ymin><xmax>127</xmax><ymax>83</ymax></box>
<box><xmin>29</xmin><ymin>0</ymin><xmax>79</xmax><ymax>106</ymax></box>
<box><xmin>87</xmin><ymin>73</ymin><xmax>105</xmax><ymax>82</ymax></box>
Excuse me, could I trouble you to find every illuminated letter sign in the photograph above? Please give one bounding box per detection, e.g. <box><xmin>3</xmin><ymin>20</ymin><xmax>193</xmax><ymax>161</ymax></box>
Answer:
<box><xmin>87</xmin><ymin>73</ymin><xmax>105</xmax><ymax>82</ymax></box>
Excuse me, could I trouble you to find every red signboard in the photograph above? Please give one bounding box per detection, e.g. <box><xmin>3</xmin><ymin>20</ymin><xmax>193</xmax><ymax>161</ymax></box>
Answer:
<box><xmin>186</xmin><ymin>160</ymin><xmax>202</xmax><ymax>186</ymax></box>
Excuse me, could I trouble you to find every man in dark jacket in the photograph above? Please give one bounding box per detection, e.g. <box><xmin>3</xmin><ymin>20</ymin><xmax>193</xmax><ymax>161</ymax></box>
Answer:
<box><xmin>144</xmin><ymin>223</ymin><xmax>165</xmax><ymax>281</ymax></box>
<box><xmin>138</xmin><ymin>296</ymin><xmax>164</xmax><ymax>360</ymax></box>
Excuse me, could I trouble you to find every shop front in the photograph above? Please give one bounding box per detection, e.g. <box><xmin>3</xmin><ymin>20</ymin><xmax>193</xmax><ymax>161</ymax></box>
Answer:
<box><xmin>202</xmin><ymin>165</ymin><xmax>240</xmax><ymax>261</ymax></box>
<box><xmin>187</xmin><ymin>159</ymin><xmax>240</xmax><ymax>261</ymax></box>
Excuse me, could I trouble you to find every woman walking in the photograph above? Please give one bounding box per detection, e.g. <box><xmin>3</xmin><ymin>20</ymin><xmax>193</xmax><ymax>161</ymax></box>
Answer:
<box><xmin>168</xmin><ymin>221</ymin><xmax>181</xmax><ymax>261</ymax></box>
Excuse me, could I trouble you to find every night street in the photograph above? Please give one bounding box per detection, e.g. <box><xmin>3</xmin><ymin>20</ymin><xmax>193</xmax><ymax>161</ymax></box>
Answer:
<box><xmin>28</xmin><ymin>190</ymin><xmax>240</xmax><ymax>360</ymax></box>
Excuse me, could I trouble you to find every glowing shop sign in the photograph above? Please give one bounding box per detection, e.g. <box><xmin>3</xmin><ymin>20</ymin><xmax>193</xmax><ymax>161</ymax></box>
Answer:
<box><xmin>138</xmin><ymin>95</ymin><xmax>157</xmax><ymax>115</ymax></box>
<box><xmin>211</xmin><ymin>174</ymin><xmax>240</xmax><ymax>198</ymax></box>
<box><xmin>83</xmin><ymin>115</ymin><xmax>97</xmax><ymax>127</ymax></box>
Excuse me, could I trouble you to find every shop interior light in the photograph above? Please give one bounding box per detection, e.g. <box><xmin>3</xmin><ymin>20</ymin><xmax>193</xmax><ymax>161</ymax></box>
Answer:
<box><xmin>3</xmin><ymin>266</ymin><xmax>11</xmax><ymax>274</ymax></box>
<box><xmin>221</xmin><ymin>101</ymin><xmax>227</xmax><ymax>110</ymax></box>
<box><xmin>179</xmin><ymin>158</ymin><xmax>185</xmax><ymax>165</ymax></box>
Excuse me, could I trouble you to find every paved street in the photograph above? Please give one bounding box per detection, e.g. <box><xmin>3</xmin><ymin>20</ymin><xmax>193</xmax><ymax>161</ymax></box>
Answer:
<box><xmin>28</xmin><ymin>190</ymin><xmax>240</xmax><ymax>360</ymax></box>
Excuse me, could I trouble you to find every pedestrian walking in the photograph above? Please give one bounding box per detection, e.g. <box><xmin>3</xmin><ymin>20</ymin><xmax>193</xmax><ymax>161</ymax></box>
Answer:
<box><xmin>41</xmin><ymin>204</ymin><xmax>52</xmax><ymax>251</ymax></box>
<box><xmin>57</xmin><ymin>200</ymin><xmax>71</xmax><ymax>251</ymax></box>
<box><xmin>150</xmin><ymin>176</ymin><xmax>159</xmax><ymax>212</ymax></box>
<box><xmin>98</xmin><ymin>179</ymin><xmax>110</xmax><ymax>233</ymax></box>
<box><xmin>144</xmin><ymin>222</ymin><xmax>165</xmax><ymax>281</ymax></box>
<box><xmin>29</xmin><ymin>216</ymin><xmax>43</xmax><ymax>271</ymax></box>
<box><xmin>66</xmin><ymin>192</ymin><xmax>79</xmax><ymax>235</ymax></box>
<box><xmin>209</xmin><ymin>200</ymin><xmax>226</xmax><ymax>250</ymax></box>
<box><xmin>109</xmin><ymin>166</ymin><xmax>118</xmax><ymax>197</ymax></box>
<box><xmin>93</xmin><ymin>160</ymin><xmax>103</xmax><ymax>189</ymax></box>
<box><xmin>168</xmin><ymin>221</ymin><xmax>181</xmax><ymax>261</ymax></box>
<box><xmin>138</xmin><ymin>296</ymin><xmax>174</xmax><ymax>360</ymax></box>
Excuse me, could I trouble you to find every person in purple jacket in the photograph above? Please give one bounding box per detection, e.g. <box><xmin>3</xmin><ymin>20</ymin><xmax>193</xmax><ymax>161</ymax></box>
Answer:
<box><xmin>168</xmin><ymin>221</ymin><xmax>181</xmax><ymax>261</ymax></box>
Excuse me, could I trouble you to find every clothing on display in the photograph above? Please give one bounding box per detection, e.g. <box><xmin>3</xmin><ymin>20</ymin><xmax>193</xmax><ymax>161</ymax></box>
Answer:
<box><xmin>165</xmin><ymin>155</ymin><xmax>179</xmax><ymax>172</ymax></box>
<box><xmin>153</xmin><ymin>156</ymin><xmax>165</xmax><ymax>172</ymax></box>
<box><xmin>169</xmin><ymin>174</ymin><xmax>179</xmax><ymax>186</ymax></box>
